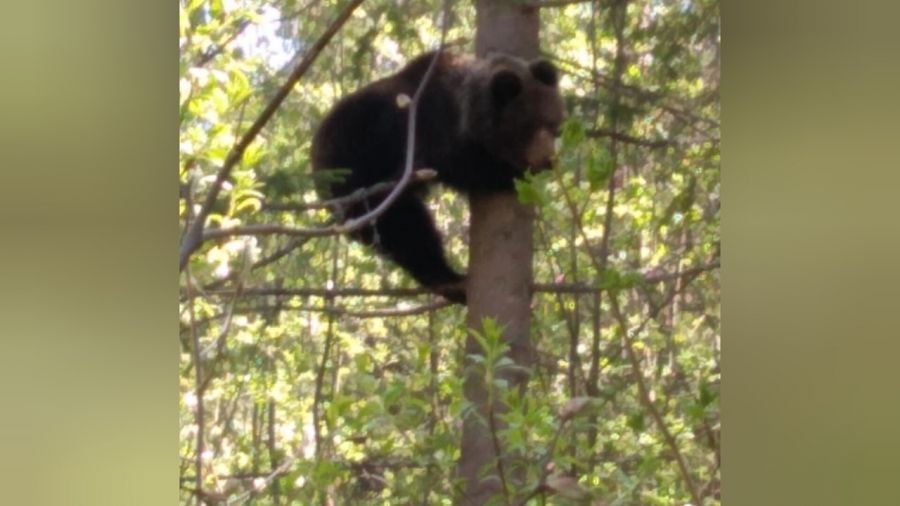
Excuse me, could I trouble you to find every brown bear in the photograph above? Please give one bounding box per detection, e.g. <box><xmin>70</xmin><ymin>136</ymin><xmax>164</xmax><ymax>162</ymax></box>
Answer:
<box><xmin>311</xmin><ymin>51</ymin><xmax>564</xmax><ymax>304</ymax></box>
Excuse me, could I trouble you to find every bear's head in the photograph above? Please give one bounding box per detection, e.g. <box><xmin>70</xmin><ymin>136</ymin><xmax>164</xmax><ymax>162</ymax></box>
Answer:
<box><xmin>461</xmin><ymin>53</ymin><xmax>565</xmax><ymax>172</ymax></box>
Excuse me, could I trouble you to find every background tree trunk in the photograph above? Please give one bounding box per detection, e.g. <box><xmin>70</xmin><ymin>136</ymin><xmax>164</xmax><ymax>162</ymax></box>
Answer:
<box><xmin>457</xmin><ymin>2</ymin><xmax>540</xmax><ymax>504</ymax></box>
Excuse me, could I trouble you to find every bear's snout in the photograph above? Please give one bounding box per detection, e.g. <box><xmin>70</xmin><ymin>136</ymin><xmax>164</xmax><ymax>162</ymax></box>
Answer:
<box><xmin>525</xmin><ymin>128</ymin><xmax>557</xmax><ymax>170</ymax></box>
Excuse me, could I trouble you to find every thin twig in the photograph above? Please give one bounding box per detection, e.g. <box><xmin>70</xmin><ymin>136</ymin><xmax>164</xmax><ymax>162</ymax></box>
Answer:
<box><xmin>324</xmin><ymin>299</ymin><xmax>452</xmax><ymax>317</ymax></box>
<box><xmin>339</xmin><ymin>51</ymin><xmax>446</xmax><ymax>232</ymax></box>
<box><xmin>201</xmin><ymin>238</ymin><xmax>310</xmax><ymax>292</ymax></box>
<box><xmin>204</xmin><ymin>286</ymin><xmax>427</xmax><ymax>299</ymax></box>
<box><xmin>609</xmin><ymin>292</ymin><xmax>702</xmax><ymax>506</ymax></box>
<box><xmin>203</xmin><ymin>223</ymin><xmax>340</xmax><ymax>241</ymax></box>
<box><xmin>543</xmin><ymin>53</ymin><xmax>721</xmax><ymax>130</ymax></box>
<box><xmin>183</xmin><ymin>176</ymin><xmax>206</xmax><ymax>505</ymax></box>
<box><xmin>266</xmin><ymin>399</ymin><xmax>281</xmax><ymax>503</ymax></box>
<box><xmin>180</xmin><ymin>0</ymin><xmax>367</xmax><ymax>271</ymax></box>
<box><xmin>225</xmin><ymin>456</ymin><xmax>296</xmax><ymax>505</ymax></box>
<box><xmin>487</xmin><ymin>395</ymin><xmax>511</xmax><ymax>505</ymax></box>
<box><xmin>313</xmin><ymin>239</ymin><xmax>340</xmax><ymax>459</ymax></box>
<box><xmin>586</xmin><ymin>128</ymin><xmax>673</xmax><ymax>148</ymax></box>
<box><xmin>202</xmin><ymin>171</ymin><xmax>438</xmax><ymax>244</ymax></box>
<box><xmin>194</xmin><ymin>19</ymin><xmax>251</xmax><ymax>67</ymax></box>
<box><xmin>584</xmin><ymin>1</ymin><xmax>605</xmax><ymax>472</ymax></box>
<box><xmin>530</xmin><ymin>0</ymin><xmax>605</xmax><ymax>9</ymax></box>
<box><xmin>252</xmin><ymin>300</ymin><xmax>453</xmax><ymax>318</ymax></box>
<box><xmin>197</xmin><ymin>268</ymin><xmax>247</xmax><ymax>393</ymax></box>
<box><xmin>261</xmin><ymin>169</ymin><xmax>437</xmax><ymax>212</ymax></box>
<box><xmin>199</xmin><ymin>281</ymin><xmax>244</xmax><ymax>359</ymax></box>
<box><xmin>512</xmin><ymin>418</ymin><xmax>569</xmax><ymax>506</ymax></box>
<box><xmin>193</xmin><ymin>262</ymin><xmax>719</xmax><ymax>300</ymax></box>
<box><xmin>187</xmin><ymin>277</ymin><xmax>205</xmax><ymax>506</ymax></box>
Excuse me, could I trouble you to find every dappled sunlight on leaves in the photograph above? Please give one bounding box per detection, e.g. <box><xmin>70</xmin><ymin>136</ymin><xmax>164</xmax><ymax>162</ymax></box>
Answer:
<box><xmin>180</xmin><ymin>0</ymin><xmax>719</xmax><ymax>503</ymax></box>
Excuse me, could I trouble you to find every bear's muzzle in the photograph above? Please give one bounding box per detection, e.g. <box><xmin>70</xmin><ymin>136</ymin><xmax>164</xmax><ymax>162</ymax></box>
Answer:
<box><xmin>525</xmin><ymin>128</ymin><xmax>557</xmax><ymax>170</ymax></box>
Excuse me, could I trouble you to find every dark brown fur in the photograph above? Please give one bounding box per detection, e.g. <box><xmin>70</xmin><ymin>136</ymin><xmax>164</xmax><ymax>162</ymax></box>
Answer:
<box><xmin>311</xmin><ymin>51</ymin><xmax>564</xmax><ymax>304</ymax></box>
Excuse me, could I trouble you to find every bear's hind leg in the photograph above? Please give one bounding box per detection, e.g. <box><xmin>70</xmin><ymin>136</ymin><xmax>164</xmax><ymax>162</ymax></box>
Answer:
<box><xmin>373</xmin><ymin>195</ymin><xmax>466</xmax><ymax>304</ymax></box>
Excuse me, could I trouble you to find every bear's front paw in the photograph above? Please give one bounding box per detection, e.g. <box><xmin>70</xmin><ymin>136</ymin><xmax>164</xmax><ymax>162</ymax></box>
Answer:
<box><xmin>433</xmin><ymin>277</ymin><xmax>467</xmax><ymax>305</ymax></box>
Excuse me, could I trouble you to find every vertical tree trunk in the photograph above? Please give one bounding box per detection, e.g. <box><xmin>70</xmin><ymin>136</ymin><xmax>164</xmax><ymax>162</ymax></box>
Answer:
<box><xmin>457</xmin><ymin>2</ymin><xmax>540</xmax><ymax>504</ymax></box>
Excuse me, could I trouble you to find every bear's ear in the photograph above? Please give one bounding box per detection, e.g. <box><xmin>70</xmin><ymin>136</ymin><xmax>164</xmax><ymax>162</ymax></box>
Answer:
<box><xmin>490</xmin><ymin>69</ymin><xmax>523</xmax><ymax>108</ymax></box>
<box><xmin>529</xmin><ymin>59</ymin><xmax>558</xmax><ymax>87</ymax></box>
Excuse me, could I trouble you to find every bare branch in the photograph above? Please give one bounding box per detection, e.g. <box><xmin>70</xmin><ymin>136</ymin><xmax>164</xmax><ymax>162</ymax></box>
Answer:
<box><xmin>512</xmin><ymin>416</ymin><xmax>570</xmax><ymax>506</ymax></box>
<box><xmin>200</xmin><ymin>170</ymin><xmax>438</xmax><ymax>246</ymax></box>
<box><xmin>194</xmin><ymin>19</ymin><xmax>251</xmax><ymax>67</ymax></box>
<box><xmin>197</xmin><ymin>53</ymin><xmax>447</xmax><ymax>252</ymax></box>
<box><xmin>183</xmin><ymin>178</ymin><xmax>206</xmax><ymax>505</ymax></box>
<box><xmin>180</xmin><ymin>0</ymin><xmax>367</xmax><ymax>271</ymax></box>
<box><xmin>202</xmin><ymin>170</ymin><xmax>440</xmax><ymax>244</ymax></box>
<box><xmin>186</xmin><ymin>271</ymin><xmax>206</xmax><ymax>505</ymax></box>
<box><xmin>197</xmin><ymin>281</ymin><xmax>246</xmax><ymax>393</ymax></box>
<box><xmin>203</xmin><ymin>223</ymin><xmax>339</xmax><ymax>242</ymax></box>
<box><xmin>206</xmin><ymin>286</ymin><xmax>427</xmax><ymax>299</ymax></box>
<box><xmin>201</xmin><ymin>238</ymin><xmax>310</xmax><ymax>293</ymax></box>
<box><xmin>262</xmin><ymin>169</ymin><xmax>437</xmax><ymax>212</ymax></box>
<box><xmin>195</xmin><ymin>261</ymin><xmax>719</xmax><ymax>301</ymax></box>
<box><xmin>609</xmin><ymin>291</ymin><xmax>702</xmax><ymax>506</ymax></box>
<box><xmin>313</xmin><ymin>239</ymin><xmax>341</xmax><ymax>458</ymax></box>
<box><xmin>544</xmin><ymin>53</ymin><xmax>721</xmax><ymax>130</ymax></box>
<box><xmin>586</xmin><ymin>128</ymin><xmax>673</xmax><ymax>148</ymax></box>
<box><xmin>224</xmin><ymin>456</ymin><xmax>296</xmax><ymax>506</ymax></box>
<box><xmin>322</xmin><ymin>300</ymin><xmax>452</xmax><ymax>317</ymax></box>
<box><xmin>265</xmin><ymin>400</ymin><xmax>281</xmax><ymax>502</ymax></box>
<box><xmin>535</xmin><ymin>261</ymin><xmax>721</xmax><ymax>293</ymax></box>
<box><xmin>530</xmin><ymin>0</ymin><xmax>602</xmax><ymax>9</ymax></box>
<box><xmin>339</xmin><ymin>52</ymin><xmax>446</xmax><ymax>233</ymax></box>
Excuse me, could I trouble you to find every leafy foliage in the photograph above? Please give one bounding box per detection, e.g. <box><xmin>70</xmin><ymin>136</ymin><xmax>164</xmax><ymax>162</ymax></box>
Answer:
<box><xmin>180</xmin><ymin>0</ymin><xmax>720</xmax><ymax>504</ymax></box>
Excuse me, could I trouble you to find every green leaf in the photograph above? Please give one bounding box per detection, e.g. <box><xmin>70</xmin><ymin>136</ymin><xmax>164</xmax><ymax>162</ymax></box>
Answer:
<box><xmin>587</xmin><ymin>147</ymin><xmax>614</xmax><ymax>189</ymax></box>
<box><xmin>561</xmin><ymin>117</ymin><xmax>586</xmax><ymax>150</ymax></box>
<box><xmin>699</xmin><ymin>381</ymin><xmax>718</xmax><ymax>407</ymax></box>
<box><xmin>627</xmin><ymin>412</ymin><xmax>646</xmax><ymax>432</ymax></box>
<box><xmin>515</xmin><ymin>176</ymin><xmax>541</xmax><ymax>205</ymax></box>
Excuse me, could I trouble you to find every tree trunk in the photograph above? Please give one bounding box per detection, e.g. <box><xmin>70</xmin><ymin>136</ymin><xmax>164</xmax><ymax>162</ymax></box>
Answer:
<box><xmin>457</xmin><ymin>2</ymin><xmax>540</xmax><ymax>504</ymax></box>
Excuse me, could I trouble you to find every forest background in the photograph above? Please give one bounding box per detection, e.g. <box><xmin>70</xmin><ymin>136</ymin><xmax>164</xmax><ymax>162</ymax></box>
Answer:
<box><xmin>179</xmin><ymin>0</ymin><xmax>720</xmax><ymax>504</ymax></box>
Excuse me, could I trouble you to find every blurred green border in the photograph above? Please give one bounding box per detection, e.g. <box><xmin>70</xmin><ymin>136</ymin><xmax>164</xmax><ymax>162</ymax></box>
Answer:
<box><xmin>0</xmin><ymin>1</ymin><xmax>898</xmax><ymax>504</ymax></box>
<box><xmin>0</xmin><ymin>2</ymin><xmax>175</xmax><ymax>505</ymax></box>
<box><xmin>721</xmin><ymin>1</ymin><xmax>900</xmax><ymax>504</ymax></box>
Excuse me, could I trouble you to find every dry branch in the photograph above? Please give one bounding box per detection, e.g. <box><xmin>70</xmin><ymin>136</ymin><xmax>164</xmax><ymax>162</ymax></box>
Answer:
<box><xmin>262</xmin><ymin>169</ymin><xmax>437</xmax><ymax>212</ymax></box>
<box><xmin>200</xmin><ymin>169</ymin><xmax>438</xmax><ymax>247</ymax></box>
<box><xmin>586</xmin><ymin>128</ymin><xmax>673</xmax><ymax>148</ymax></box>
<box><xmin>196</xmin><ymin>261</ymin><xmax>719</xmax><ymax>301</ymax></box>
<box><xmin>179</xmin><ymin>0</ymin><xmax>367</xmax><ymax>271</ymax></box>
<box><xmin>608</xmin><ymin>270</ymin><xmax>709</xmax><ymax>505</ymax></box>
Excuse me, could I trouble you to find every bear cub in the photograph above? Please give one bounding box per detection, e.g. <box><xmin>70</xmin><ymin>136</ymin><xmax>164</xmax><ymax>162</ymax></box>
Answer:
<box><xmin>311</xmin><ymin>51</ymin><xmax>564</xmax><ymax>304</ymax></box>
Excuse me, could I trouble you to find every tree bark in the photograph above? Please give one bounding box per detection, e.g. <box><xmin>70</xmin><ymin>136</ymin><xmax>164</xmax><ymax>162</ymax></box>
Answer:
<box><xmin>457</xmin><ymin>2</ymin><xmax>540</xmax><ymax>504</ymax></box>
